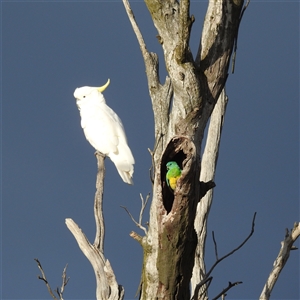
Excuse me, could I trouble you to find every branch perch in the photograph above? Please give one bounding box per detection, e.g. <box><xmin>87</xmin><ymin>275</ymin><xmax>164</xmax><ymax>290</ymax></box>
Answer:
<box><xmin>259</xmin><ymin>222</ymin><xmax>300</xmax><ymax>300</ymax></box>
<box><xmin>212</xmin><ymin>231</ymin><xmax>219</xmax><ymax>260</ymax></box>
<box><xmin>65</xmin><ymin>153</ymin><xmax>123</xmax><ymax>300</ymax></box>
<box><xmin>94</xmin><ymin>151</ymin><xmax>106</xmax><ymax>250</ymax></box>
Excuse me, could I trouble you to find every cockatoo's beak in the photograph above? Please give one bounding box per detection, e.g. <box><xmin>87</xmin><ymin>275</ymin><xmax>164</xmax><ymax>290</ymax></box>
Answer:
<box><xmin>97</xmin><ymin>79</ymin><xmax>110</xmax><ymax>92</ymax></box>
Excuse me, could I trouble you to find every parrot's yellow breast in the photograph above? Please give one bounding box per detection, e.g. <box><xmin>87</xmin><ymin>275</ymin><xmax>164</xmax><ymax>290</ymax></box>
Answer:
<box><xmin>168</xmin><ymin>175</ymin><xmax>181</xmax><ymax>190</ymax></box>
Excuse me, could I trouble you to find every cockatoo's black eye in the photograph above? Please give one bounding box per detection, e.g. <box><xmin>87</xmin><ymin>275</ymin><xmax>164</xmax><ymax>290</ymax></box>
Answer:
<box><xmin>83</xmin><ymin>96</ymin><xmax>86</xmax><ymax>98</ymax></box>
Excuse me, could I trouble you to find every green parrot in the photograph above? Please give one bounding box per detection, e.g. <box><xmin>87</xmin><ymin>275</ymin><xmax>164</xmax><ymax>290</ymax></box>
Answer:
<box><xmin>166</xmin><ymin>161</ymin><xmax>182</xmax><ymax>191</ymax></box>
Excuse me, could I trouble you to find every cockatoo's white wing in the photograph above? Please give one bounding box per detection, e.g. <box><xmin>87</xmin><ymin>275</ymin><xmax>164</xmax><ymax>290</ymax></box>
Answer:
<box><xmin>80</xmin><ymin>103</ymin><xmax>119</xmax><ymax>155</ymax></box>
<box><xmin>104</xmin><ymin>105</ymin><xmax>135</xmax><ymax>184</ymax></box>
<box><xmin>74</xmin><ymin>81</ymin><xmax>134</xmax><ymax>184</ymax></box>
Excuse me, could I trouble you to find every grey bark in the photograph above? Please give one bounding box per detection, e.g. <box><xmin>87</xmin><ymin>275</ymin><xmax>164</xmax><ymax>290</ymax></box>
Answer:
<box><xmin>122</xmin><ymin>1</ymin><xmax>244</xmax><ymax>299</ymax></box>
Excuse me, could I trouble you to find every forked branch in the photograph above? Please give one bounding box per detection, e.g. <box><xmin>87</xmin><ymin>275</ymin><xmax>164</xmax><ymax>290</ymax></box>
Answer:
<box><xmin>65</xmin><ymin>153</ymin><xmax>123</xmax><ymax>300</ymax></box>
<box><xmin>122</xmin><ymin>0</ymin><xmax>172</xmax><ymax>156</ymax></box>
<box><xmin>207</xmin><ymin>212</ymin><xmax>256</xmax><ymax>279</ymax></box>
<box><xmin>56</xmin><ymin>264</ymin><xmax>69</xmax><ymax>299</ymax></box>
<box><xmin>121</xmin><ymin>193</ymin><xmax>150</xmax><ymax>235</ymax></box>
<box><xmin>192</xmin><ymin>212</ymin><xmax>256</xmax><ymax>299</ymax></box>
<box><xmin>34</xmin><ymin>258</ymin><xmax>69</xmax><ymax>300</ymax></box>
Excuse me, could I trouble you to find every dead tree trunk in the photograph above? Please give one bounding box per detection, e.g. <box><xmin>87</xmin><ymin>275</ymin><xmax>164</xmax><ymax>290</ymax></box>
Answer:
<box><xmin>123</xmin><ymin>1</ymin><xmax>245</xmax><ymax>299</ymax></box>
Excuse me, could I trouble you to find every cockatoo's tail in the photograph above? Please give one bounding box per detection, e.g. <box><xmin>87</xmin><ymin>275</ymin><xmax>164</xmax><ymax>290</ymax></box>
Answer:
<box><xmin>74</xmin><ymin>79</ymin><xmax>135</xmax><ymax>185</ymax></box>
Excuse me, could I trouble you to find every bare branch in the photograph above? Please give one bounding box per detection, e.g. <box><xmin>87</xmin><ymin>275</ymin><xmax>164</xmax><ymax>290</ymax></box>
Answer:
<box><xmin>122</xmin><ymin>0</ymin><xmax>159</xmax><ymax>87</ymax></box>
<box><xmin>130</xmin><ymin>231</ymin><xmax>143</xmax><ymax>244</ymax></box>
<box><xmin>191</xmin><ymin>276</ymin><xmax>213</xmax><ymax>300</ymax></box>
<box><xmin>65</xmin><ymin>218</ymin><xmax>111</xmax><ymax>299</ymax></box>
<box><xmin>212</xmin><ymin>281</ymin><xmax>243</xmax><ymax>300</ymax></box>
<box><xmin>122</xmin><ymin>0</ymin><xmax>147</xmax><ymax>58</ymax></box>
<box><xmin>121</xmin><ymin>206</ymin><xmax>147</xmax><ymax>235</ymax></box>
<box><xmin>212</xmin><ymin>231</ymin><xmax>219</xmax><ymax>260</ymax></box>
<box><xmin>65</xmin><ymin>153</ymin><xmax>123</xmax><ymax>300</ymax></box>
<box><xmin>55</xmin><ymin>264</ymin><xmax>69</xmax><ymax>299</ymax></box>
<box><xmin>192</xmin><ymin>90</ymin><xmax>228</xmax><ymax>296</ymax></box>
<box><xmin>259</xmin><ymin>222</ymin><xmax>300</xmax><ymax>300</ymax></box>
<box><xmin>193</xmin><ymin>212</ymin><xmax>256</xmax><ymax>299</ymax></box>
<box><xmin>94</xmin><ymin>152</ymin><xmax>106</xmax><ymax>250</ymax></box>
<box><xmin>206</xmin><ymin>212</ymin><xmax>256</xmax><ymax>279</ymax></box>
<box><xmin>198</xmin><ymin>0</ymin><xmax>244</xmax><ymax>104</ymax></box>
<box><xmin>121</xmin><ymin>193</ymin><xmax>150</xmax><ymax>235</ymax></box>
<box><xmin>59</xmin><ymin>264</ymin><xmax>70</xmax><ymax>297</ymax></box>
<box><xmin>139</xmin><ymin>193</ymin><xmax>150</xmax><ymax>227</ymax></box>
<box><xmin>34</xmin><ymin>258</ymin><xmax>68</xmax><ymax>300</ymax></box>
<box><xmin>122</xmin><ymin>0</ymin><xmax>172</xmax><ymax>157</ymax></box>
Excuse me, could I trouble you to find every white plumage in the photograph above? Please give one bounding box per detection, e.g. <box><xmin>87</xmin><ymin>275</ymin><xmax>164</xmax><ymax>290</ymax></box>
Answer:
<box><xmin>74</xmin><ymin>79</ymin><xmax>134</xmax><ymax>184</ymax></box>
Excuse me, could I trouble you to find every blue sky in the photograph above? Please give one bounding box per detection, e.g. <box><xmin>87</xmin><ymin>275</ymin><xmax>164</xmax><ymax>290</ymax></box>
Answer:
<box><xmin>2</xmin><ymin>1</ymin><xmax>299</xmax><ymax>300</ymax></box>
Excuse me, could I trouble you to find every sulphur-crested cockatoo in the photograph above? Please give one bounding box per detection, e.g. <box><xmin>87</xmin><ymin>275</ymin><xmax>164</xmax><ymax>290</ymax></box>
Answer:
<box><xmin>74</xmin><ymin>79</ymin><xmax>134</xmax><ymax>184</ymax></box>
